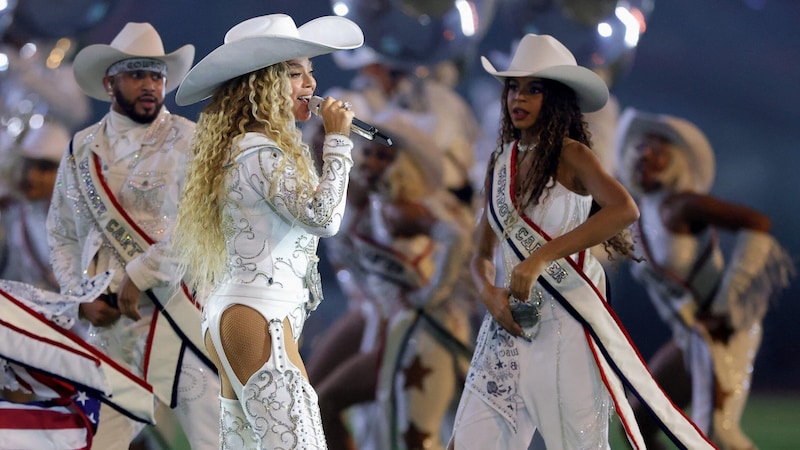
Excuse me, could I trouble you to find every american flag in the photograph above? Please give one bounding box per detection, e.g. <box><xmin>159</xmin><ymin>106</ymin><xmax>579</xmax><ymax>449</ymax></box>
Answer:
<box><xmin>0</xmin><ymin>381</ymin><xmax>101</xmax><ymax>450</ymax></box>
<box><xmin>0</xmin><ymin>283</ymin><xmax>157</xmax><ymax>449</ymax></box>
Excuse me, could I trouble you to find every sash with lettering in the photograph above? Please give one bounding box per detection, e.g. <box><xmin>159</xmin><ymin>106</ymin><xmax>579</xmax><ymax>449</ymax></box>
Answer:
<box><xmin>70</xmin><ymin>139</ymin><xmax>213</xmax><ymax>408</ymax></box>
<box><xmin>486</xmin><ymin>143</ymin><xmax>716</xmax><ymax>450</ymax></box>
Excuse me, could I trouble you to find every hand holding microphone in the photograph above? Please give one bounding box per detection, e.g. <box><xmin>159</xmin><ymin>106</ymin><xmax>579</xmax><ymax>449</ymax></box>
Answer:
<box><xmin>308</xmin><ymin>96</ymin><xmax>393</xmax><ymax>146</ymax></box>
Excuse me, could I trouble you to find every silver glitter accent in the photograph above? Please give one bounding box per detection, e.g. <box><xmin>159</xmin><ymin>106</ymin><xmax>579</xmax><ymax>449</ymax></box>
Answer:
<box><xmin>77</xmin><ymin>157</ymin><xmax>107</xmax><ymax>216</ymax></box>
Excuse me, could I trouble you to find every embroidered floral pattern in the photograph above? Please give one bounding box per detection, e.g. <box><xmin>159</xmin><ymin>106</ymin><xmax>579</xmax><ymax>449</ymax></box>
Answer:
<box><xmin>219</xmin><ymin>398</ymin><xmax>258</xmax><ymax>450</ymax></box>
<box><xmin>219</xmin><ymin>134</ymin><xmax>352</xmax><ymax>315</ymax></box>
<box><xmin>242</xmin><ymin>366</ymin><xmax>326</xmax><ymax>449</ymax></box>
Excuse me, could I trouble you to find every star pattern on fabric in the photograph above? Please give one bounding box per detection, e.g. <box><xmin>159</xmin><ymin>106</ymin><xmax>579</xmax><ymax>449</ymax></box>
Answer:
<box><xmin>403</xmin><ymin>421</ymin><xmax>432</xmax><ymax>450</ymax></box>
<box><xmin>402</xmin><ymin>355</ymin><xmax>432</xmax><ymax>391</ymax></box>
<box><xmin>75</xmin><ymin>391</ymin><xmax>89</xmax><ymax>405</ymax></box>
<box><xmin>72</xmin><ymin>390</ymin><xmax>101</xmax><ymax>426</ymax></box>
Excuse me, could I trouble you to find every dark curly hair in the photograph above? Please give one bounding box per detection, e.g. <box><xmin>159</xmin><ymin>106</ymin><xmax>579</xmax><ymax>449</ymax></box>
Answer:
<box><xmin>487</xmin><ymin>77</ymin><xmax>637</xmax><ymax>261</ymax></box>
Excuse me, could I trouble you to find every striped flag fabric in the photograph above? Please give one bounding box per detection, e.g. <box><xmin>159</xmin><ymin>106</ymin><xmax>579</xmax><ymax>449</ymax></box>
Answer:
<box><xmin>0</xmin><ymin>387</ymin><xmax>101</xmax><ymax>450</ymax></box>
<box><xmin>0</xmin><ymin>279</ymin><xmax>157</xmax><ymax>449</ymax></box>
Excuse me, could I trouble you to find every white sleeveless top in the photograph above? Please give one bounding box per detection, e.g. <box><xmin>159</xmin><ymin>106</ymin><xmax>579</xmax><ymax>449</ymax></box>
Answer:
<box><xmin>527</xmin><ymin>179</ymin><xmax>592</xmax><ymax>241</ymax></box>
<box><xmin>500</xmin><ymin>142</ymin><xmax>593</xmax><ymax>278</ymax></box>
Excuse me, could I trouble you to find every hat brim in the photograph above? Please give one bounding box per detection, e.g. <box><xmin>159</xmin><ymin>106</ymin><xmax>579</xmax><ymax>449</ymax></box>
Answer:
<box><xmin>615</xmin><ymin>108</ymin><xmax>715</xmax><ymax>193</ymax></box>
<box><xmin>73</xmin><ymin>44</ymin><xmax>194</xmax><ymax>101</ymax></box>
<box><xmin>481</xmin><ymin>56</ymin><xmax>609</xmax><ymax>113</ymax></box>
<box><xmin>176</xmin><ymin>16</ymin><xmax>363</xmax><ymax>106</ymax></box>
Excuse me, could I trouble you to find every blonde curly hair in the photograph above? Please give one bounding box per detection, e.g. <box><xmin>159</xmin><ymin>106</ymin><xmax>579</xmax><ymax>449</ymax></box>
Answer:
<box><xmin>172</xmin><ymin>62</ymin><xmax>318</xmax><ymax>299</ymax></box>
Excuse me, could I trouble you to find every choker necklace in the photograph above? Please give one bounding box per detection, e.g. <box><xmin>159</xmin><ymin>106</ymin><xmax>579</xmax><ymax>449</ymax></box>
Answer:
<box><xmin>518</xmin><ymin>141</ymin><xmax>537</xmax><ymax>152</ymax></box>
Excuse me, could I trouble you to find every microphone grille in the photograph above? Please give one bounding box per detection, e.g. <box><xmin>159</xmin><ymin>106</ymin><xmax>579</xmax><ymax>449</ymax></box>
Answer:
<box><xmin>308</xmin><ymin>96</ymin><xmax>324</xmax><ymax>116</ymax></box>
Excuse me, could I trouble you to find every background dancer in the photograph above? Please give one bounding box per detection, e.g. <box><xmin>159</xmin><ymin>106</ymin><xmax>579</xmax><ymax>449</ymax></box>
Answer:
<box><xmin>308</xmin><ymin>111</ymin><xmax>473</xmax><ymax>450</ymax></box>
<box><xmin>616</xmin><ymin>107</ymin><xmax>795</xmax><ymax>450</ymax></box>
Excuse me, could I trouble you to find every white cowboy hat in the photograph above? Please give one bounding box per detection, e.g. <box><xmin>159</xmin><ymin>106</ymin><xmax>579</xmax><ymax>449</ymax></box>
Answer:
<box><xmin>19</xmin><ymin>122</ymin><xmax>71</xmax><ymax>163</ymax></box>
<box><xmin>73</xmin><ymin>22</ymin><xmax>195</xmax><ymax>101</ymax></box>
<box><xmin>615</xmin><ymin>107</ymin><xmax>715</xmax><ymax>193</ymax></box>
<box><xmin>175</xmin><ymin>14</ymin><xmax>364</xmax><ymax>106</ymax></box>
<box><xmin>481</xmin><ymin>33</ymin><xmax>609</xmax><ymax>112</ymax></box>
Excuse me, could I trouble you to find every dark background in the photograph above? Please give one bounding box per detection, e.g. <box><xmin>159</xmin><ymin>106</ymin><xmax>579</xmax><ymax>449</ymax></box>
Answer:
<box><xmin>68</xmin><ymin>0</ymin><xmax>799</xmax><ymax>392</ymax></box>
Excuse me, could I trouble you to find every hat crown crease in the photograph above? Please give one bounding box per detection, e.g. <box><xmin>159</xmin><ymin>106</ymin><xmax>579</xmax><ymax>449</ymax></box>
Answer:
<box><xmin>109</xmin><ymin>23</ymin><xmax>166</xmax><ymax>57</ymax></box>
<box><xmin>225</xmin><ymin>15</ymin><xmax>300</xmax><ymax>44</ymax></box>
<box><xmin>507</xmin><ymin>36</ymin><xmax>577</xmax><ymax>74</ymax></box>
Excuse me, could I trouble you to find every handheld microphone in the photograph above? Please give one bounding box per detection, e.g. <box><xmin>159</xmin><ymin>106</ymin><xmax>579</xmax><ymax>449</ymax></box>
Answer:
<box><xmin>307</xmin><ymin>96</ymin><xmax>393</xmax><ymax>146</ymax></box>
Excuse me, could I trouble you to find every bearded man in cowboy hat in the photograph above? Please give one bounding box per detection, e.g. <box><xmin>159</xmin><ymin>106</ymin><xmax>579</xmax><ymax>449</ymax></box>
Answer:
<box><xmin>45</xmin><ymin>22</ymin><xmax>220</xmax><ymax>449</ymax></box>
<box><xmin>616</xmin><ymin>107</ymin><xmax>794</xmax><ymax>450</ymax></box>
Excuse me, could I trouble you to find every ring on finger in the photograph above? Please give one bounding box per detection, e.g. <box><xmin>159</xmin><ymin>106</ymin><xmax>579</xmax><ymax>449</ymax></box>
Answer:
<box><xmin>343</xmin><ymin>101</ymin><xmax>352</xmax><ymax>111</ymax></box>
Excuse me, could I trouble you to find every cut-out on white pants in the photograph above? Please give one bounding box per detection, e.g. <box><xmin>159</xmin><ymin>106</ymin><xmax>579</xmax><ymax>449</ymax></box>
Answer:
<box><xmin>203</xmin><ymin>283</ymin><xmax>326</xmax><ymax>450</ymax></box>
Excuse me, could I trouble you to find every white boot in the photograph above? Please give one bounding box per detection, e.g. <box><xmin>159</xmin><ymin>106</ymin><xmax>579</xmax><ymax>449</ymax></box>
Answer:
<box><xmin>240</xmin><ymin>320</ymin><xmax>327</xmax><ymax>449</ymax></box>
<box><xmin>219</xmin><ymin>397</ymin><xmax>260</xmax><ymax>450</ymax></box>
<box><xmin>709</xmin><ymin>324</ymin><xmax>763</xmax><ymax>450</ymax></box>
<box><xmin>710</xmin><ymin>231</ymin><xmax>794</xmax><ymax>330</ymax></box>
